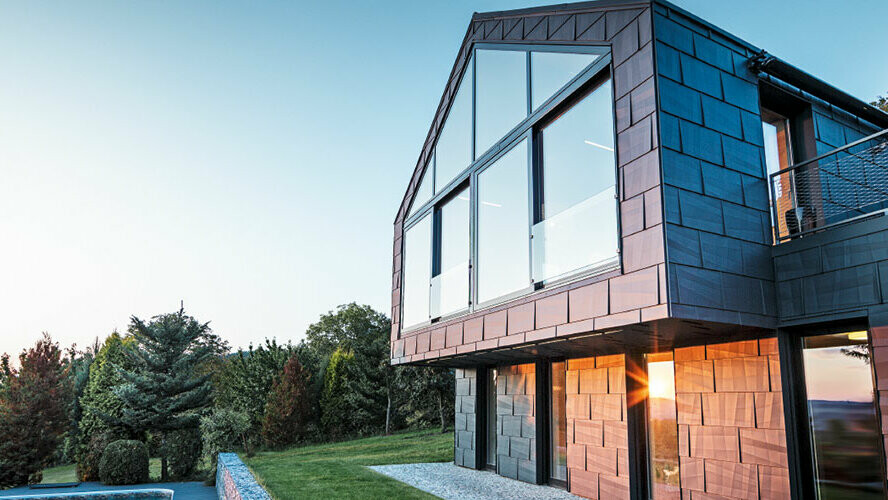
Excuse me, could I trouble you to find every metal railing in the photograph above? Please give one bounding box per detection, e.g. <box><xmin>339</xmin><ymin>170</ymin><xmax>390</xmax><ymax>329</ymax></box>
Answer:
<box><xmin>770</xmin><ymin>129</ymin><xmax>888</xmax><ymax>242</ymax></box>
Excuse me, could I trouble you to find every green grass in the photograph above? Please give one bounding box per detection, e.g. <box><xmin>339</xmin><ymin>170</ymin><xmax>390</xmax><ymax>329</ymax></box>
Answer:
<box><xmin>41</xmin><ymin>458</ymin><xmax>164</xmax><ymax>484</ymax></box>
<box><xmin>243</xmin><ymin>429</ymin><xmax>453</xmax><ymax>500</ymax></box>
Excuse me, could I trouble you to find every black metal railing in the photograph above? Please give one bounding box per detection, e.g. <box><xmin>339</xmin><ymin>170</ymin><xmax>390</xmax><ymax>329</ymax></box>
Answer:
<box><xmin>770</xmin><ymin>129</ymin><xmax>888</xmax><ymax>242</ymax></box>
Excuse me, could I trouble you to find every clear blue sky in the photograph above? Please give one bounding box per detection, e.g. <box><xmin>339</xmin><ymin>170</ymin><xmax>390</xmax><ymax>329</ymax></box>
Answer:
<box><xmin>0</xmin><ymin>0</ymin><xmax>885</xmax><ymax>358</ymax></box>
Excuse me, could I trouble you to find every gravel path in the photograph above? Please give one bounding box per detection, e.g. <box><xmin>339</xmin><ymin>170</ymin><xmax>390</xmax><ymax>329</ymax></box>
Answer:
<box><xmin>368</xmin><ymin>462</ymin><xmax>582</xmax><ymax>500</ymax></box>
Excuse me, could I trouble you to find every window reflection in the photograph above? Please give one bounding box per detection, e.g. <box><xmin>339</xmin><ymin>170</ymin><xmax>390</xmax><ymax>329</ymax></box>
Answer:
<box><xmin>487</xmin><ymin>368</ymin><xmax>498</xmax><ymax>467</ymax></box>
<box><xmin>431</xmin><ymin>188</ymin><xmax>470</xmax><ymax>318</ymax></box>
<box><xmin>802</xmin><ymin>332</ymin><xmax>886</xmax><ymax>500</ymax></box>
<box><xmin>646</xmin><ymin>353</ymin><xmax>680</xmax><ymax>500</ymax></box>
<box><xmin>435</xmin><ymin>58</ymin><xmax>473</xmax><ymax>193</ymax></box>
<box><xmin>531</xmin><ymin>51</ymin><xmax>599</xmax><ymax>111</ymax></box>
<box><xmin>477</xmin><ymin>139</ymin><xmax>530</xmax><ymax>304</ymax></box>
<box><xmin>550</xmin><ymin>361</ymin><xmax>567</xmax><ymax>482</ymax></box>
<box><xmin>533</xmin><ymin>78</ymin><xmax>618</xmax><ymax>283</ymax></box>
<box><xmin>476</xmin><ymin>49</ymin><xmax>528</xmax><ymax>158</ymax></box>
<box><xmin>408</xmin><ymin>154</ymin><xmax>434</xmax><ymax>217</ymax></box>
<box><xmin>401</xmin><ymin>215</ymin><xmax>431</xmax><ymax>328</ymax></box>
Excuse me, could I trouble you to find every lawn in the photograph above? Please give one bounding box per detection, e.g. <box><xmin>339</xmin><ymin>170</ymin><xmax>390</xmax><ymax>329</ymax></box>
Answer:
<box><xmin>243</xmin><ymin>429</ymin><xmax>453</xmax><ymax>500</ymax></box>
<box><xmin>41</xmin><ymin>459</ymin><xmax>164</xmax><ymax>484</ymax></box>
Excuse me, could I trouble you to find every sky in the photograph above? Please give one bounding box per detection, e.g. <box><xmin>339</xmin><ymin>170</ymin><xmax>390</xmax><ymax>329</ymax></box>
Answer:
<box><xmin>0</xmin><ymin>0</ymin><xmax>886</xmax><ymax>360</ymax></box>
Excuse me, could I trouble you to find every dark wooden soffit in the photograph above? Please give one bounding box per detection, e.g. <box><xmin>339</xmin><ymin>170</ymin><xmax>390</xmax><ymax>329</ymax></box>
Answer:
<box><xmin>393</xmin><ymin>0</ymin><xmax>654</xmax><ymax>226</ymax></box>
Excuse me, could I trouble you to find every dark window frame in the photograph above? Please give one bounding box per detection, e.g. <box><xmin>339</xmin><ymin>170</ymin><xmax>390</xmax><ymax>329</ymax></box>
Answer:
<box><xmin>400</xmin><ymin>44</ymin><xmax>617</xmax><ymax>333</ymax></box>
<box><xmin>778</xmin><ymin>321</ymin><xmax>888</xmax><ymax>500</ymax></box>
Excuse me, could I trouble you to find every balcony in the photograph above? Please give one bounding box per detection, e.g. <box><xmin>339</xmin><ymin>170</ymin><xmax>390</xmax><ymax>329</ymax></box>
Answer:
<box><xmin>770</xmin><ymin>129</ymin><xmax>888</xmax><ymax>242</ymax></box>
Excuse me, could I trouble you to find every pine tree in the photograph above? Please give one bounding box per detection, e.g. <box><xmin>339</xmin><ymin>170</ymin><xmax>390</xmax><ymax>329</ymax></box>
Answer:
<box><xmin>113</xmin><ymin>309</ymin><xmax>219</xmax><ymax>480</ymax></box>
<box><xmin>261</xmin><ymin>354</ymin><xmax>312</xmax><ymax>447</ymax></box>
<box><xmin>0</xmin><ymin>334</ymin><xmax>72</xmax><ymax>488</ymax></box>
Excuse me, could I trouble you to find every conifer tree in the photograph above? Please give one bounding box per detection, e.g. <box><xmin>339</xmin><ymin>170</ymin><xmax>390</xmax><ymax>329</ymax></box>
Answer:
<box><xmin>261</xmin><ymin>354</ymin><xmax>312</xmax><ymax>447</ymax></box>
<box><xmin>113</xmin><ymin>309</ymin><xmax>219</xmax><ymax>480</ymax></box>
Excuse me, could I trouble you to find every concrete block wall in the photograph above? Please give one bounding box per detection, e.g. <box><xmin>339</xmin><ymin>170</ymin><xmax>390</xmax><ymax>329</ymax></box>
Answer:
<box><xmin>454</xmin><ymin>368</ymin><xmax>478</xmax><ymax>468</ymax></box>
<box><xmin>565</xmin><ymin>354</ymin><xmax>629</xmax><ymax>500</ymax></box>
<box><xmin>496</xmin><ymin>363</ymin><xmax>537</xmax><ymax>483</ymax></box>
<box><xmin>674</xmin><ymin>339</ymin><xmax>789</xmax><ymax>500</ymax></box>
<box><xmin>653</xmin><ymin>3</ymin><xmax>776</xmax><ymax>329</ymax></box>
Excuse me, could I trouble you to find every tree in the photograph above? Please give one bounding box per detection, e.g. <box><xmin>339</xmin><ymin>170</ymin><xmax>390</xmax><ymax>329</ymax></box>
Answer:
<box><xmin>320</xmin><ymin>347</ymin><xmax>355</xmax><ymax>438</ymax></box>
<box><xmin>397</xmin><ymin>366</ymin><xmax>454</xmax><ymax>433</ymax></box>
<box><xmin>261</xmin><ymin>354</ymin><xmax>312</xmax><ymax>447</ymax></box>
<box><xmin>113</xmin><ymin>309</ymin><xmax>220</xmax><ymax>480</ymax></box>
<box><xmin>76</xmin><ymin>333</ymin><xmax>137</xmax><ymax>479</ymax></box>
<box><xmin>213</xmin><ymin>338</ymin><xmax>295</xmax><ymax>441</ymax></box>
<box><xmin>304</xmin><ymin>303</ymin><xmax>389</xmax><ymax>361</ymax></box>
<box><xmin>873</xmin><ymin>94</ymin><xmax>888</xmax><ymax>113</ymax></box>
<box><xmin>0</xmin><ymin>334</ymin><xmax>72</xmax><ymax>488</ymax></box>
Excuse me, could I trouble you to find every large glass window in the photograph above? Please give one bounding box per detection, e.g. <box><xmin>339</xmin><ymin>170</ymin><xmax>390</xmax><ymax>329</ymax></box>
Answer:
<box><xmin>531</xmin><ymin>51</ymin><xmax>600</xmax><ymax>111</ymax></box>
<box><xmin>802</xmin><ymin>332</ymin><xmax>886</xmax><ymax>500</ymax></box>
<box><xmin>550</xmin><ymin>361</ymin><xmax>567</xmax><ymax>483</ymax></box>
<box><xmin>430</xmin><ymin>187</ymin><xmax>470</xmax><ymax>318</ymax></box>
<box><xmin>401</xmin><ymin>214</ymin><xmax>432</xmax><ymax>328</ymax></box>
<box><xmin>401</xmin><ymin>46</ymin><xmax>617</xmax><ymax>330</ymax></box>
<box><xmin>477</xmin><ymin>139</ymin><xmax>530</xmax><ymax>304</ymax></box>
<box><xmin>435</xmin><ymin>59</ymin><xmax>473</xmax><ymax>193</ymax></box>
<box><xmin>408</xmin><ymin>155</ymin><xmax>434</xmax><ymax>218</ymax></box>
<box><xmin>533</xmin><ymin>79</ymin><xmax>618</xmax><ymax>282</ymax></box>
<box><xmin>475</xmin><ymin>49</ymin><xmax>528</xmax><ymax>157</ymax></box>
<box><xmin>646</xmin><ymin>353</ymin><xmax>680</xmax><ymax>500</ymax></box>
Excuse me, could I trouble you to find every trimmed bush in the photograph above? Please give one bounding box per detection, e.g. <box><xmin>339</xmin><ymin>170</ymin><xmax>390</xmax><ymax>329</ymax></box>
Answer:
<box><xmin>164</xmin><ymin>428</ymin><xmax>202</xmax><ymax>479</ymax></box>
<box><xmin>99</xmin><ymin>440</ymin><xmax>149</xmax><ymax>485</ymax></box>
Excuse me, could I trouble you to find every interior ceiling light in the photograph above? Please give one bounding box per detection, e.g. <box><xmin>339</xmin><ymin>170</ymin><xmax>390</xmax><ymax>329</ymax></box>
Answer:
<box><xmin>584</xmin><ymin>140</ymin><xmax>614</xmax><ymax>152</ymax></box>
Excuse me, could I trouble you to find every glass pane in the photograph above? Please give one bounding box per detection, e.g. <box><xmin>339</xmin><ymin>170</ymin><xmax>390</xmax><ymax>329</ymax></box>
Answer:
<box><xmin>550</xmin><ymin>361</ymin><xmax>567</xmax><ymax>481</ymax></box>
<box><xmin>534</xmin><ymin>79</ymin><xmax>617</xmax><ymax>282</ymax></box>
<box><xmin>436</xmin><ymin>59</ymin><xmax>473</xmax><ymax>193</ymax></box>
<box><xmin>401</xmin><ymin>214</ymin><xmax>431</xmax><ymax>328</ymax></box>
<box><xmin>646</xmin><ymin>354</ymin><xmax>680</xmax><ymax>500</ymax></box>
<box><xmin>763</xmin><ymin>113</ymin><xmax>795</xmax><ymax>240</ymax></box>
<box><xmin>432</xmin><ymin>188</ymin><xmax>470</xmax><ymax>317</ymax></box>
<box><xmin>408</xmin><ymin>155</ymin><xmax>434</xmax><ymax>217</ymax></box>
<box><xmin>477</xmin><ymin>139</ymin><xmax>530</xmax><ymax>304</ymax></box>
<box><xmin>802</xmin><ymin>332</ymin><xmax>886</xmax><ymax>500</ymax></box>
<box><xmin>475</xmin><ymin>49</ymin><xmax>528</xmax><ymax>157</ymax></box>
<box><xmin>487</xmin><ymin>368</ymin><xmax>498</xmax><ymax>467</ymax></box>
<box><xmin>532</xmin><ymin>186</ymin><xmax>619</xmax><ymax>282</ymax></box>
<box><xmin>531</xmin><ymin>51</ymin><xmax>600</xmax><ymax>111</ymax></box>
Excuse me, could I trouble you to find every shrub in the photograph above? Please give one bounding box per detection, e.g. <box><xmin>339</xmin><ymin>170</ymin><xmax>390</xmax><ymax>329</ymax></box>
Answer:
<box><xmin>99</xmin><ymin>440</ymin><xmax>149</xmax><ymax>485</ymax></box>
<box><xmin>164</xmin><ymin>428</ymin><xmax>202</xmax><ymax>479</ymax></box>
<box><xmin>201</xmin><ymin>408</ymin><xmax>250</xmax><ymax>469</ymax></box>
<box><xmin>261</xmin><ymin>355</ymin><xmax>312</xmax><ymax>448</ymax></box>
<box><xmin>77</xmin><ymin>432</ymin><xmax>112</xmax><ymax>481</ymax></box>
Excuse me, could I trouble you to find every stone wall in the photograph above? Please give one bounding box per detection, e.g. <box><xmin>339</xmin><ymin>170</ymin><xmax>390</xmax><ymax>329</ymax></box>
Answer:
<box><xmin>217</xmin><ymin>452</ymin><xmax>271</xmax><ymax>500</ymax></box>
<box><xmin>454</xmin><ymin>368</ymin><xmax>478</xmax><ymax>468</ymax></box>
<box><xmin>496</xmin><ymin>363</ymin><xmax>537</xmax><ymax>482</ymax></box>
<box><xmin>566</xmin><ymin>354</ymin><xmax>629</xmax><ymax>500</ymax></box>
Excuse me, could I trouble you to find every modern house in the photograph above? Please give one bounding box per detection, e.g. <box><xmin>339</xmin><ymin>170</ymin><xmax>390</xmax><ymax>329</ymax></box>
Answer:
<box><xmin>389</xmin><ymin>1</ymin><xmax>888</xmax><ymax>499</ymax></box>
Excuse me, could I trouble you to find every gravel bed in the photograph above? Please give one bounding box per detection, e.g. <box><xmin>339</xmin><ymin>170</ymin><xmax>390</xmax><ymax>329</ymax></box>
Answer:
<box><xmin>368</xmin><ymin>462</ymin><xmax>582</xmax><ymax>500</ymax></box>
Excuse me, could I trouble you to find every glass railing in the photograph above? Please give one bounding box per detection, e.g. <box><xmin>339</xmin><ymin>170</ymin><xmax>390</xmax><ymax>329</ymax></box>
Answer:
<box><xmin>430</xmin><ymin>261</ymin><xmax>470</xmax><ymax>319</ymax></box>
<box><xmin>770</xmin><ymin>129</ymin><xmax>888</xmax><ymax>242</ymax></box>
<box><xmin>532</xmin><ymin>186</ymin><xmax>619</xmax><ymax>283</ymax></box>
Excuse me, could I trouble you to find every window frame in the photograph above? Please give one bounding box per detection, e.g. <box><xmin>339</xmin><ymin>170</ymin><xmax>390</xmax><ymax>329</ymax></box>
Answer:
<box><xmin>400</xmin><ymin>43</ymin><xmax>616</xmax><ymax>334</ymax></box>
<box><xmin>777</xmin><ymin>322</ymin><xmax>888</xmax><ymax>500</ymax></box>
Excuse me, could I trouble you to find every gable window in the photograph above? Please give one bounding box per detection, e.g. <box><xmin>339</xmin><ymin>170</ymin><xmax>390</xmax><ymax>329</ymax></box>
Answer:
<box><xmin>431</xmin><ymin>187</ymin><xmax>471</xmax><ymax>318</ymax></box>
<box><xmin>533</xmin><ymin>79</ymin><xmax>618</xmax><ymax>283</ymax></box>
<box><xmin>401</xmin><ymin>214</ymin><xmax>432</xmax><ymax>329</ymax></box>
<box><xmin>400</xmin><ymin>44</ymin><xmax>617</xmax><ymax>331</ymax></box>
<box><xmin>477</xmin><ymin>139</ymin><xmax>531</xmax><ymax>305</ymax></box>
